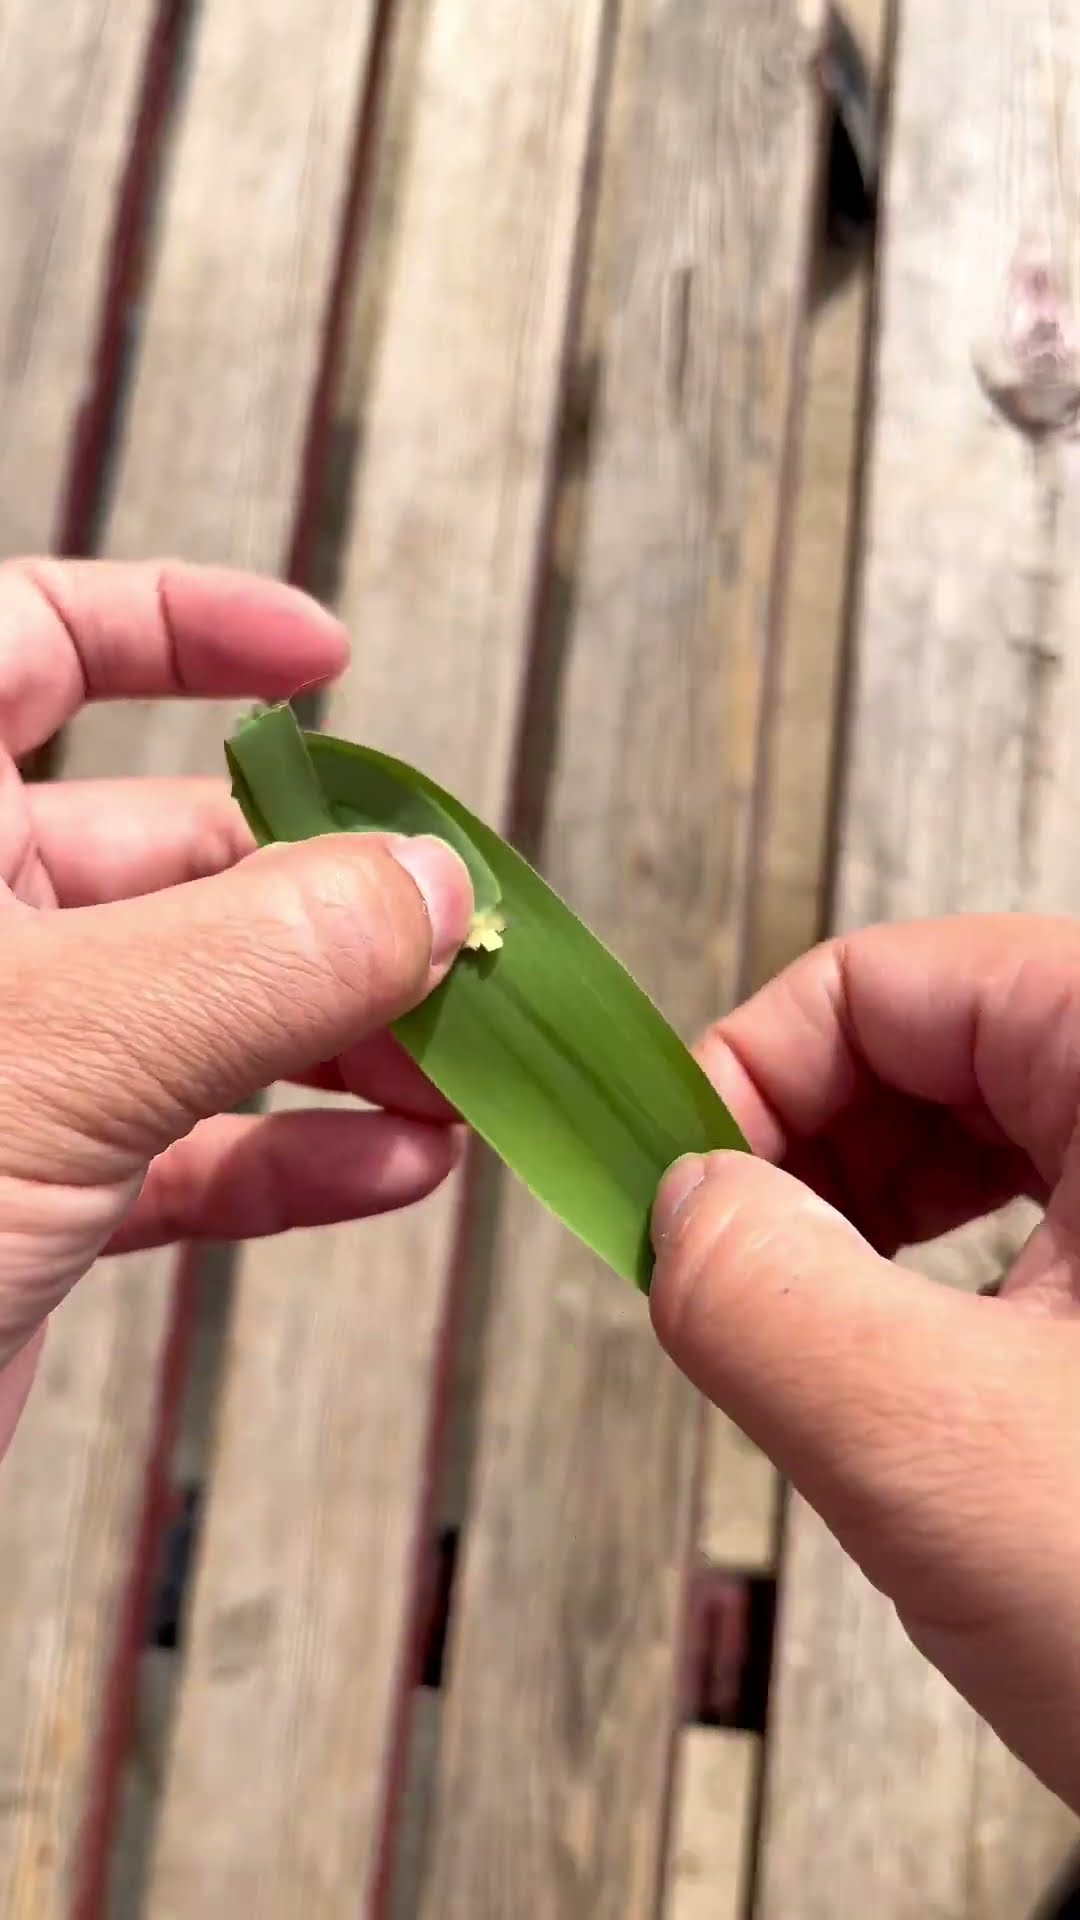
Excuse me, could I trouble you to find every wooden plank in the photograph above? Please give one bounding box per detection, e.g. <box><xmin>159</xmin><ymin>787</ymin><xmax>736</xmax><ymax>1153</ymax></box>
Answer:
<box><xmin>666</xmin><ymin>1730</ymin><xmax>758</xmax><ymax>1920</ymax></box>
<box><xmin>0</xmin><ymin>4</ymin><xmax>169</xmax><ymax>1909</ymax></box>
<box><xmin>103</xmin><ymin>0</ymin><xmax>382</xmax><ymax>572</ymax></box>
<box><xmin>0</xmin><ymin>3</ymin><xmax>387</xmax><ymax>1911</ymax></box>
<box><xmin>0</xmin><ymin>0</ymin><xmax>162</xmax><ymax>557</ymax></box>
<box><xmin>699</xmin><ymin>1412</ymin><xmax>776</xmax><ymax>1571</ymax></box>
<box><xmin>756</xmin><ymin>4</ymin><xmax>1080</xmax><ymax>1914</ymax></box>
<box><xmin>420</xmin><ymin>4</ymin><xmax>825</xmax><ymax>1914</ymax></box>
<box><xmin>705</xmin><ymin>0</ymin><xmax>886</xmax><ymax>1649</ymax></box>
<box><xmin>750</xmin><ymin>0</ymin><xmax>886</xmax><ymax>989</ymax></box>
<box><xmin>144</xmin><ymin>2</ymin><xmax>612</xmax><ymax>1912</ymax></box>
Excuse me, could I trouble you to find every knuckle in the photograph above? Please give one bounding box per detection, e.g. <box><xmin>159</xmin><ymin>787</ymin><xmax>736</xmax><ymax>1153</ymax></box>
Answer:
<box><xmin>0</xmin><ymin>837</ymin><xmax>437</xmax><ymax>1188</ymax></box>
<box><xmin>266</xmin><ymin>838</ymin><xmax>432</xmax><ymax>1019</ymax></box>
<box><xmin>187</xmin><ymin>787</ymin><xmax>254</xmax><ymax>881</ymax></box>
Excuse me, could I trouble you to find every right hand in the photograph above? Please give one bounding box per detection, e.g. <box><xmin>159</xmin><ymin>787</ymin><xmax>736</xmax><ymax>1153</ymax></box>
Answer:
<box><xmin>650</xmin><ymin>916</ymin><xmax>1080</xmax><ymax>1812</ymax></box>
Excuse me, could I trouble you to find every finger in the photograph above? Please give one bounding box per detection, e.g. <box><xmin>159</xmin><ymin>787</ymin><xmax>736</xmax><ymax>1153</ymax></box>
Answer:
<box><xmin>0</xmin><ymin>747</ymin><xmax>55</xmax><ymax>907</ymax></box>
<box><xmin>650</xmin><ymin>1152</ymin><xmax>977</xmax><ymax>1558</ymax></box>
<box><xmin>649</xmin><ymin>1150</ymin><xmax>1080</xmax><ymax>1810</ymax></box>
<box><xmin>2</xmin><ymin>832</ymin><xmax>474</xmax><ymax>1184</ymax></box>
<box><xmin>766</xmin><ymin>1107</ymin><xmax>1041</xmax><ymax>1259</ymax></box>
<box><xmin>296</xmin><ymin>1031</ymin><xmax>459</xmax><ymax>1124</ymax></box>
<box><xmin>649</xmin><ymin>1152</ymin><xmax>1064</xmax><ymax>1619</ymax></box>
<box><xmin>29</xmin><ymin>778</ymin><xmax>254</xmax><ymax>903</ymax></box>
<box><xmin>699</xmin><ymin>915</ymin><xmax>1080</xmax><ymax>1188</ymax></box>
<box><xmin>0</xmin><ymin>559</ymin><xmax>348</xmax><ymax>756</ymax></box>
<box><xmin>29</xmin><ymin>786</ymin><xmax>462</xmax><ymax>1124</ymax></box>
<box><xmin>104</xmin><ymin>1110</ymin><xmax>463</xmax><ymax>1253</ymax></box>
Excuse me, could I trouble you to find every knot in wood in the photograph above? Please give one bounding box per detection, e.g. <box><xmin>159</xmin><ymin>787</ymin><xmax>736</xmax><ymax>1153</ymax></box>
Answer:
<box><xmin>974</xmin><ymin>241</ymin><xmax>1080</xmax><ymax>437</ymax></box>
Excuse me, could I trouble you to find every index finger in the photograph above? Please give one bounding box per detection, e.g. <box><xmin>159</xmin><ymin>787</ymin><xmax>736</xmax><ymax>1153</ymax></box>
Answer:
<box><xmin>0</xmin><ymin>558</ymin><xmax>349</xmax><ymax>756</ymax></box>
<box><xmin>700</xmin><ymin>914</ymin><xmax>1080</xmax><ymax>1186</ymax></box>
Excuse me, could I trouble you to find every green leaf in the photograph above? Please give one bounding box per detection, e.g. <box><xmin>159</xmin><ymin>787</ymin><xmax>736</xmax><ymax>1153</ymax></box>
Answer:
<box><xmin>226</xmin><ymin>704</ymin><xmax>748</xmax><ymax>1291</ymax></box>
<box><xmin>227</xmin><ymin>704</ymin><xmax>504</xmax><ymax>943</ymax></box>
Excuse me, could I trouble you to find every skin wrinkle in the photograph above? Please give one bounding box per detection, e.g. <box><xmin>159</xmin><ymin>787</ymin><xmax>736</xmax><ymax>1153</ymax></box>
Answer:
<box><xmin>30</xmin><ymin>779</ymin><xmax>256</xmax><ymax>903</ymax></box>
<box><xmin>303</xmin><ymin>840</ymin><xmax>427</xmax><ymax>1016</ymax></box>
<box><xmin>155</xmin><ymin>566</ymin><xmax>190</xmax><ymax>695</ymax></box>
<box><xmin>841</xmin><ymin>926</ymin><xmax>978</xmax><ymax>1105</ymax></box>
<box><xmin>826</xmin><ymin>933</ymin><xmax>867</xmax><ymax>1103</ymax></box>
<box><xmin>0</xmin><ymin>837</ymin><xmax>437</xmax><ymax>1181</ymax></box>
<box><xmin>0</xmin><ymin>1168</ymin><xmax>142</xmax><ymax>1361</ymax></box>
<box><xmin>981</xmin><ymin>955</ymin><xmax>1080</xmax><ymax>1181</ymax></box>
<box><xmin>142</xmin><ymin>1117</ymin><xmax>289</xmax><ymax>1249</ymax></box>
<box><xmin>15</xmin><ymin>557</ymin><xmax>93</xmax><ymax>703</ymax></box>
<box><xmin>0</xmin><ymin>833</ymin><xmax>445</xmax><ymax>1190</ymax></box>
<box><xmin>116</xmin><ymin>1111</ymin><xmax>461</xmax><ymax>1253</ymax></box>
<box><xmin>699</xmin><ymin>923</ymin><xmax>1078</xmax><ymax>1258</ymax></box>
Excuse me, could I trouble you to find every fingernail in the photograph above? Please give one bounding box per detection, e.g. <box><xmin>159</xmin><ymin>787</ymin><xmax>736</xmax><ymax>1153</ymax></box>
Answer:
<box><xmin>652</xmin><ymin>1153</ymin><xmax>707</xmax><ymax>1246</ymax></box>
<box><xmin>391</xmin><ymin>836</ymin><xmax>475</xmax><ymax>968</ymax></box>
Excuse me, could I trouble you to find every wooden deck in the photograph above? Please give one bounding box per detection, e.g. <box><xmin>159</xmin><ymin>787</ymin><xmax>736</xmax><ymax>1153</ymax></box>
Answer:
<box><xmin>1</xmin><ymin>0</ymin><xmax>1078</xmax><ymax>1913</ymax></box>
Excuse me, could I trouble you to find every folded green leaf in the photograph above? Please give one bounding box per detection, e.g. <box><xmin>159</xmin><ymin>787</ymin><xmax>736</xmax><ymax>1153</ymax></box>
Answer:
<box><xmin>226</xmin><ymin>704</ymin><xmax>748</xmax><ymax>1291</ymax></box>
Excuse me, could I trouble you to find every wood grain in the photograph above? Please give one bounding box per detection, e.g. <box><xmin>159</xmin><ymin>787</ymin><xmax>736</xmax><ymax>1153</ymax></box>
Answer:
<box><xmin>666</xmin><ymin>1730</ymin><xmax>758</xmax><ymax>1920</ymax></box>
<box><xmin>0</xmin><ymin>1</ymin><xmax>388</xmax><ymax>1911</ymax></box>
<box><xmin>0</xmin><ymin>4</ymin><xmax>165</xmax><ymax>1910</ymax></box>
<box><xmin>145</xmin><ymin>1</ymin><xmax>612</xmax><ymax>1910</ymax></box>
<box><xmin>757</xmin><ymin>4</ymin><xmax>1080</xmax><ymax>1913</ymax></box>
<box><xmin>0</xmin><ymin>1254</ymin><xmax>186</xmax><ymax>1917</ymax></box>
<box><xmin>419</xmin><ymin>4</ymin><xmax>824</xmax><ymax>1914</ymax></box>
<box><xmin>716</xmin><ymin>0</ymin><xmax>886</xmax><ymax>1613</ymax></box>
<box><xmin>749</xmin><ymin>0</ymin><xmax>885</xmax><ymax>990</ymax></box>
<box><xmin>0</xmin><ymin>0</ymin><xmax>161</xmax><ymax>556</ymax></box>
<box><xmin>103</xmin><ymin>0</ymin><xmax>385</xmax><ymax>570</ymax></box>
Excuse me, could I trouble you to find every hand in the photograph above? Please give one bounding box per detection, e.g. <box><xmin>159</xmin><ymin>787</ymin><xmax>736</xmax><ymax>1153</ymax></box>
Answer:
<box><xmin>0</xmin><ymin>559</ymin><xmax>473</xmax><ymax>1457</ymax></box>
<box><xmin>651</xmin><ymin>916</ymin><xmax>1080</xmax><ymax>1813</ymax></box>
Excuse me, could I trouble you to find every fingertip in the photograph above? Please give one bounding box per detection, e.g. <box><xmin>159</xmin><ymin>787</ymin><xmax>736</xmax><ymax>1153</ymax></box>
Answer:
<box><xmin>652</xmin><ymin>1147</ymin><xmax>755</xmax><ymax>1247</ymax></box>
<box><xmin>651</xmin><ymin>1153</ymin><xmax>707</xmax><ymax>1245</ymax></box>
<box><xmin>159</xmin><ymin>564</ymin><xmax>351</xmax><ymax>689</ymax></box>
<box><xmin>649</xmin><ymin>1152</ymin><xmax>841</xmax><ymax>1360</ymax></box>
<box><xmin>389</xmin><ymin>836</ymin><xmax>475</xmax><ymax>974</ymax></box>
<box><xmin>649</xmin><ymin>1150</ymin><xmax>741</xmax><ymax>1356</ymax></box>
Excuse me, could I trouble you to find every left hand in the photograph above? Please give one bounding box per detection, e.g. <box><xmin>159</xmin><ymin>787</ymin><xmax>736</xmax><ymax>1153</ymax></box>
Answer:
<box><xmin>0</xmin><ymin>558</ymin><xmax>469</xmax><ymax>1455</ymax></box>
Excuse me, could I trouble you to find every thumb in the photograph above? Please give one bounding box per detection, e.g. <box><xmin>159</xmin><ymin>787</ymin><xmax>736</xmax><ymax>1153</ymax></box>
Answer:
<box><xmin>1</xmin><ymin>831</ymin><xmax>473</xmax><ymax>1184</ymax></box>
<box><xmin>649</xmin><ymin>1155</ymin><xmax>1080</xmax><ymax>1811</ymax></box>
<box><xmin>648</xmin><ymin>1152</ymin><xmax>1067</xmax><ymax>1627</ymax></box>
<box><xmin>650</xmin><ymin>1153</ymin><xmax>955</xmax><ymax>1537</ymax></box>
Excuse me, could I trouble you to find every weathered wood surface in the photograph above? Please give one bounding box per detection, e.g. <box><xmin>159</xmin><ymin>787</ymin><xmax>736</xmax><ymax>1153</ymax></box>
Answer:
<box><xmin>0</xmin><ymin>0</ymin><xmax>161</xmax><ymax>557</ymax></box>
<box><xmin>145</xmin><ymin>0</ymin><xmax>612</xmax><ymax>1910</ymax></box>
<box><xmin>669</xmin><ymin>7</ymin><xmax>885</xmax><ymax>1897</ymax></box>
<box><xmin>418</xmin><ymin>4</ymin><xmax>825</xmax><ymax>1914</ymax></box>
<box><xmin>666</xmin><ymin>1729</ymin><xmax>757</xmax><ymax>1920</ymax></box>
<box><xmin>750</xmin><ymin>0</ymin><xmax>885</xmax><ymax>989</ymax></box>
<box><xmin>102</xmin><ymin>0</ymin><xmax>383</xmax><ymax>572</ymax></box>
<box><xmin>0</xmin><ymin>1</ymin><xmax>387</xmax><ymax>1911</ymax></box>
<box><xmin>757</xmin><ymin>3</ymin><xmax>1080</xmax><ymax>1914</ymax></box>
<box><xmin>0</xmin><ymin>6</ymin><xmax>165</xmax><ymax>1908</ymax></box>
